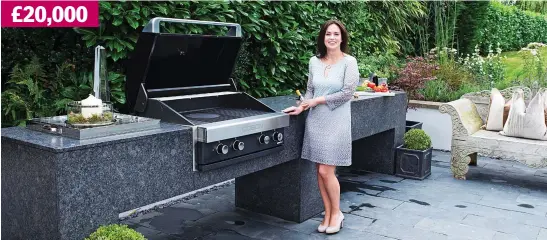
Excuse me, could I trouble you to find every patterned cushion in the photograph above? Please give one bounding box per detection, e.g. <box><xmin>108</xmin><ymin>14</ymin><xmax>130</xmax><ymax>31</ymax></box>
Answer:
<box><xmin>501</xmin><ymin>90</ymin><xmax>547</xmax><ymax>140</ymax></box>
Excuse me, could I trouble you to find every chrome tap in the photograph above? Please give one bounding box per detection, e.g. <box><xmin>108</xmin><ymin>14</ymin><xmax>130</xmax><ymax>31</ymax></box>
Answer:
<box><xmin>93</xmin><ymin>45</ymin><xmax>110</xmax><ymax>103</ymax></box>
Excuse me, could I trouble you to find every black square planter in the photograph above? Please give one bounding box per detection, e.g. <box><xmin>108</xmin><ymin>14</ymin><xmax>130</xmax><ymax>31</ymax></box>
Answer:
<box><xmin>395</xmin><ymin>145</ymin><xmax>432</xmax><ymax>180</ymax></box>
<box><xmin>405</xmin><ymin>120</ymin><xmax>423</xmax><ymax>132</ymax></box>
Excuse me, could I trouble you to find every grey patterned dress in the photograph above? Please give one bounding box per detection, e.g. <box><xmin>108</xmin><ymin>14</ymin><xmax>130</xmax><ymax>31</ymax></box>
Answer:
<box><xmin>301</xmin><ymin>54</ymin><xmax>359</xmax><ymax>166</ymax></box>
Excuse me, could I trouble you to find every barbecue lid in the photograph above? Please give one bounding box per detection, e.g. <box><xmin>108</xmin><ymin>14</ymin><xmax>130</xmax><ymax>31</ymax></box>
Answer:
<box><xmin>126</xmin><ymin>18</ymin><xmax>243</xmax><ymax>110</ymax></box>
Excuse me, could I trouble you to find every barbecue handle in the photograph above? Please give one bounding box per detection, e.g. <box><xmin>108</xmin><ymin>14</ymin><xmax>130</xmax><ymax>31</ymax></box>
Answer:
<box><xmin>143</xmin><ymin>17</ymin><xmax>242</xmax><ymax>37</ymax></box>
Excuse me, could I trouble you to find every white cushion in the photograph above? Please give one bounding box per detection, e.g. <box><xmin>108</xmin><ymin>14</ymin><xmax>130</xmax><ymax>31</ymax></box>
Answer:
<box><xmin>501</xmin><ymin>90</ymin><xmax>547</xmax><ymax>140</ymax></box>
<box><xmin>485</xmin><ymin>88</ymin><xmax>506</xmax><ymax>131</ymax></box>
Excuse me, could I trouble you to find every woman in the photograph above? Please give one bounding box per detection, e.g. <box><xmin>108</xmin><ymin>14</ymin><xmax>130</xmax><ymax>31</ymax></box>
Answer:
<box><xmin>283</xmin><ymin>19</ymin><xmax>359</xmax><ymax>234</ymax></box>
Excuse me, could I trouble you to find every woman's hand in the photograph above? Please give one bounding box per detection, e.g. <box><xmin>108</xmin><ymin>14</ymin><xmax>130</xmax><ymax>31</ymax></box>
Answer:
<box><xmin>303</xmin><ymin>97</ymin><xmax>324</xmax><ymax>109</ymax></box>
<box><xmin>303</xmin><ymin>99</ymin><xmax>318</xmax><ymax>108</ymax></box>
<box><xmin>283</xmin><ymin>105</ymin><xmax>305</xmax><ymax>115</ymax></box>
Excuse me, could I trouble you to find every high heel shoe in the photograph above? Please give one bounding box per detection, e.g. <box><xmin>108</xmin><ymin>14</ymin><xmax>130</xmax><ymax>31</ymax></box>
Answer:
<box><xmin>325</xmin><ymin>211</ymin><xmax>344</xmax><ymax>234</ymax></box>
<box><xmin>317</xmin><ymin>223</ymin><xmax>328</xmax><ymax>233</ymax></box>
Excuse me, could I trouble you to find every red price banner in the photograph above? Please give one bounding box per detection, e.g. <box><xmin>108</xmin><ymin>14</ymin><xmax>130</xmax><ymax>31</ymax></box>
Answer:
<box><xmin>1</xmin><ymin>0</ymin><xmax>99</xmax><ymax>27</ymax></box>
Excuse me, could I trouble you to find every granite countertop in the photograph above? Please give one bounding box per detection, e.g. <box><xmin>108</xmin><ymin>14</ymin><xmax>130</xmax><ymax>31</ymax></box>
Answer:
<box><xmin>2</xmin><ymin>92</ymin><xmax>405</xmax><ymax>152</ymax></box>
<box><xmin>258</xmin><ymin>92</ymin><xmax>406</xmax><ymax>112</ymax></box>
<box><xmin>1</xmin><ymin>122</ymin><xmax>190</xmax><ymax>153</ymax></box>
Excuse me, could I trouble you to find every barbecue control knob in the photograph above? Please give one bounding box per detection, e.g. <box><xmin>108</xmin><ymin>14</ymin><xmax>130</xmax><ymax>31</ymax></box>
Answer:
<box><xmin>232</xmin><ymin>140</ymin><xmax>244</xmax><ymax>151</ymax></box>
<box><xmin>259</xmin><ymin>134</ymin><xmax>270</xmax><ymax>144</ymax></box>
<box><xmin>216</xmin><ymin>144</ymin><xmax>229</xmax><ymax>155</ymax></box>
<box><xmin>272</xmin><ymin>132</ymin><xmax>283</xmax><ymax>142</ymax></box>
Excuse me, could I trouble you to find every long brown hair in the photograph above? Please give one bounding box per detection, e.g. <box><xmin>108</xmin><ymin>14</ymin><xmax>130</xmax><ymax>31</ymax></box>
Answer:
<box><xmin>316</xmin><ymin>19</ymin><xmax>349</xmax><ymax>59</ymax></box>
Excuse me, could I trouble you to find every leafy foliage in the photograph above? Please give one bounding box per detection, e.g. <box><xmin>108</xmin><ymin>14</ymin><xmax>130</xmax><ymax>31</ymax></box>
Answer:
<box><xmin>516</xmin><ymin>43</ymin><xmax>547</xmax><ymax>88</ymax></box>
<box><xmin>421</xmin><ymin>79</ymin><xmax>481</xmax><ymax>103</ymax></box>
<box><xmin>503</xmin><ymin>0</ymin><xmax>547</xmax><ymax>14</ymax></box>
<box><xmin>1</xmin><ymin>57</ymin><xmax>93</xmax><ymax>127</ymax></box>
<box><xmin>0</xmin><ymin>1</ymin><xmax>441</xmax><ymax>127</ymax></box>
<box><xmin>357</xmin><ymin>51</ymin><xmax>402</xmax><ymax>82</ymax></box>
<box><xmin>391</xmin><ymin>56</ymin><xmax>438</xmax><ymax>101</ymax></box>
<box><xmin>478</xmin><ymin>2</ymin><xmax>547</xmax><ymax>53</ymax></box>
<box><xmin>435</xmin><ymin>58</ymin><xmax>474</xmax><ymax>91</ymax></box>
<box><xmin>85</xmin><ymin>224</ymin><xmax>145</xmax><ymax>240</ymax></box>
<box><xmin>0</xmin><ymin>28</ymin><xmax>94</xmax><ymax>87</ymax></box>
<box><xmin>403</xmin><ymin>129</ymin><xmax>432</xmax><ymax>151</ymax></box>
<box><xmin>72</xmin><ymin>1</ymin><xmax>426</xmax><ymax>100</ymax></box>
<box><xmin>73</xmin><ymin>1</ymin><xmax>335</xmax><ymax>100</ymax></box>
<box><xmin>458</xmin><ymin>44</ymin><xmax>506</xmax><ymax>87</ymax></box>
<box><xmin>455</xmin><ymin>1</ymin><xmax>490</xmax><ymax>55</ymax></box>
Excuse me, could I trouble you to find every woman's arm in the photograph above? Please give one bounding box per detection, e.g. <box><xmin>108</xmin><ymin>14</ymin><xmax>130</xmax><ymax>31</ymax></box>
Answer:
<box><xmin>310</xmin><ymin>57</ymin><xmax>359</xmax><ymax>111</ymax></box>
<box><xmin>303</xmin><ymin>58</ymin><xmax>314</xmax><ymax>101</ymax></box>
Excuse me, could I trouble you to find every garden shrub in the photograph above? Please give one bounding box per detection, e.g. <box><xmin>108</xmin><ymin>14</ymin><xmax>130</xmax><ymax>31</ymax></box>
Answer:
<box><xmin>458</xmin><ymin>44</ymin><xmax>506</xmax><ymax>87</ymax></box>
<box><xmin>85</xmin><ymin>224</ymin><xmax>145</xmax><ymax>240</ymax></box>
<box><xmin>435</xmin><ymin>58</ymin><xmax>474</xmax><ymax>91</ymax></box>
<box><xmin>390</xmin><ymin>56</ymin><xmax>438</xmax><ymax>101</ymax></box>
<box><xmin>403</xmin><ymin>129</ymin><xmax>432</xmax><ymax>151</ymax></box>
<box><xmin>421</xmin><ymin>79</ymin><xmax>481</xmax><ymax>103</ymax></box>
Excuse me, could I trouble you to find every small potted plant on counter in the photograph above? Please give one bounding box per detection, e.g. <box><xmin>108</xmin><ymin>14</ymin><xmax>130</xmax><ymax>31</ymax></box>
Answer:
<box><xmin>395</xmin><ymin>129</ymin><xmax>432</xmax><ymax>180</ymax></box>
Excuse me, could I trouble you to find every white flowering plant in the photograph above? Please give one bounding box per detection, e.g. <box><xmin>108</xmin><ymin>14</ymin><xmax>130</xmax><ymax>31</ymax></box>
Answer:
<box><xmin>518</xmin><ymin>42</ymin><xmax>547</xmax><ymax>87</ymax></box>
<box><xmin>458</xmin><ymin>44</ymin><xmax>506</xmax><ymax>87</ymax></box>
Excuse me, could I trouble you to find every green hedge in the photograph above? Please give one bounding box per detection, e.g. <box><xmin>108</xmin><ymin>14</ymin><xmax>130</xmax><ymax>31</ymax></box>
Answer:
<box><xmin>478</xmin><ymin>1</ymin><xmax>547</xmax><ymax>52</ymax></box>
<box><xmin>75</xmin><ymin>1</ymin><xmax>424</xmax><ymax>98</ymax></box>
<box><xmin>1</xmin><ymin>1</ymin><xmax>426</xmax><ymax>127</ymax></box>
<box><xmin>455</xmin><ymin>1</ymin><xmax>490</xmax><ymax>55</ymax></box>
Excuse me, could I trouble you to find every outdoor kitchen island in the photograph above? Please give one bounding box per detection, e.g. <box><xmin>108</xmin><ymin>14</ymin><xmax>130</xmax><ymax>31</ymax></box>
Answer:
<box><xmin>1</xmin><ymin>92</ymin><xmax>407</xmax><ymax>240</ymax></box>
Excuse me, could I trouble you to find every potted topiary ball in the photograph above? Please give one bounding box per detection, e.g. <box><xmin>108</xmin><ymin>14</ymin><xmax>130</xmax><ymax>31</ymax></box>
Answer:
<box><xmin>395</xmin><ymin>129</ymin><xmax>432</xmax><ymax>180</ymax></box>
<box><xmin>85</xmin><ymin>224</ymin><xmax>146</xmax><ymax>240</ymax></box>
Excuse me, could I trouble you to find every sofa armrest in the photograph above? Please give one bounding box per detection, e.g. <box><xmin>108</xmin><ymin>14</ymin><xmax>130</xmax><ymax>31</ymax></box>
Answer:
<box><xmin>439</xmin><ymin>98</ymin><xmax>484</xmax><ymax>138</ymax></box>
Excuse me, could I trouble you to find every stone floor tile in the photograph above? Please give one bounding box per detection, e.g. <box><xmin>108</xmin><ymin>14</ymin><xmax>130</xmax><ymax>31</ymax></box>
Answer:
<box><xmin>415</xmin><ymin>217</ymin><xmax>497</xmax><ymax>240</ymax></box>
<box><xmin>124</xmin><ymin>210</ymin><xmax>164</xmax><ymax>225</ymax></box>
<box><xmin>125</xmin><ymin>223</ymin><xmax>163</xmax><ymax>238</ymax></box>
<box><xmin>519</xmin><ymin>193</ymin><xmax>547</xmax><ymax>207</ymax></box>
<box><xmin>183</xmin><ymin>229</ymin><xmax>254</xmax><ymax>239</ymax></box>
<box><xmin>186</xmin><ymin>211</ymin><xmax>283</xmax><ymax>239</ymax></box>
<box><xmin>475</xmin><ymin>198</ymin><xmax>547</xmax><ymax>217</ymax></box>
<box><xmin>349</xmin><ymin>204</ymin><xmax>426</xmax><ymax>227</ymax></box>
<box><xmin>341</xmin><ymin>192</ymin><xmax>404</xmax><ymax>212</ymax></box>
<box><xmin>339</xmin><ymin>213</ymin><xmax>374</xmax><ymax>231</ymax></box>
<box><xmin>534</xmin><ymin>169</ymin><xmax>547</xmax><ymax>178</ymax></box>
<box><xmin>183</xmin><ymin>196</ymin><xmax>236</xmax><ymax>212</ymax></box>
<box><xmin>393</xmin><ymin>202</ymin><xmax>468</xmax><ymax>222</ymax></box>
<box><xmin>537</xmin><ymin>228</ymin><xmax>547</xmax><ymax>240</ymax></box>
<box><xmin>377</xmin><ymin>190</ymin><xmax>446</xmax><ymax>208</ymax></box>
<box><xmin>124</xmin><ymin>150</ymin><xmax>547</xmax><ymax>240</ymax></box>
<box><xmin>237</xmin><ymin>209</ymin><xmax>321</xmax><ymax>235</ymax></box>
<box><xmin>436</xmin><ymin>199</ymin><xmax>537</xmax><ymax>220</ymax></box>
<box><xmin>362</xmin><ymin>218</ymin><xmax>449</xmax><ymax>240</ymax></box>
<box><xmin>321</xmin><ymin>228</ymin><xmax>397</xmax><ymax>240</ymax></box>
<box><xmin>461</xmin><ymin>214</ymin><xmax>540</xmax><ymax>240</ymax></box>
<box><xmin>492</xmin><ymin>232</ymin><xmax>520</xmax><ymax>240</ymax></box>
<box><xmin>501</xmin><ymin>210</ymin><xmax>547</xmax><ymax>229</ymax></box>
<box><xmin>170</xmin><ymin>201</ymin><xmax>218</xmax><ymax>216</ymax></box>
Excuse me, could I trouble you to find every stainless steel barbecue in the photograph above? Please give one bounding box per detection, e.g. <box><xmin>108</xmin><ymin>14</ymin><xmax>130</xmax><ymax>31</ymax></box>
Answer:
<box><xmin>125</xmin><ymin>18</ymin><xmax>290</xmax><ymax>171</ymax></box>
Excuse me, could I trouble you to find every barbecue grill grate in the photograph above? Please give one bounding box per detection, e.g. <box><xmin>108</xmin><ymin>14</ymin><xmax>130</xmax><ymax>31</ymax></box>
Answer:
<box><xmin>181</xmin><ymin>108</ymin><xmax>269</xmax><ymax>125</ymax></box>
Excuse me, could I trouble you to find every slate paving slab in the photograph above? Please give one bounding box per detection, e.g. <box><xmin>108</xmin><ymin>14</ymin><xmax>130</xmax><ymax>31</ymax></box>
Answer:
<box><xmin>415</xmin><ymin>217</ymin><xmax>497</xmax><ymax>240</ymax></box>
<box><xmin>121</xmin><ymin>150</ymin><xmax>547</xmax><ymax>240</ymax></box>
<box><xmin>460</xmin><ymin>214</ymin><xmax>541</xmax><ymax>240</ymax></box>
